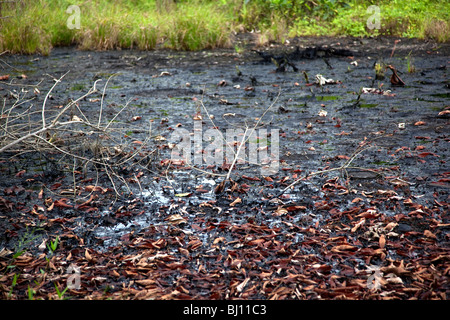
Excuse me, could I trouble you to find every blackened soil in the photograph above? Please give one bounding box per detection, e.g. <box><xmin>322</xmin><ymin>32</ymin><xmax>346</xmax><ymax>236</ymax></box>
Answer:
<box><xmin>0</xmin><ymin>36</ymin><xmax>448</xmax><ymax>300</ymax></box>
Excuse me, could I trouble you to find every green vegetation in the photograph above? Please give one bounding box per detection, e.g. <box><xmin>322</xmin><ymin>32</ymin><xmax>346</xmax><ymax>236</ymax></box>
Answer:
<box><xmin>0</xmin><ymin>0</ymin><xmax>448</xmax><ymax>54</ymax></box>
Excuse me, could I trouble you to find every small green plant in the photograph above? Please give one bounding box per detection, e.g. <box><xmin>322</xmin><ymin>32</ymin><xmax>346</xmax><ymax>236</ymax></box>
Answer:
<box><xmin>54</xmin><ymin>282</ymin><xmax>69</xmax><ymax>300</ymax></box>
<box><xmin>71</xmin><ymin>84</ymin><xmax>85</xmax><ymax>91</ymax></box>
<box><xmin>47</xmin><ymin>236</ymin><xmax>59</xmax><ymax>254</ymax></box>
<box><xmin>375</xmin><ymin>62</ymin><xmax>385</xmax><ymax>80</ymax></box>
<box><xmin>8</xmin><ymin>273</ymin><xmax>19</xmax><ymax>298</ymax></box>
<box><xmin>28</xmin><ymin>285</ymin><xmax>36</xmax><ymax>300</ymax></box>
<box><xmin>406</xmin><ymin>51</ymin><xmax>416</xmax><ymax>73</ymax></box>
<box><xmin>234</xmin><ymin>44</ymin><xmax>244</xmax><ymax>54</ymax></box>
<box><xmin>7</xmin><ymin>227</ymin><xmax>42</xmax><ymax>270</ymax></box>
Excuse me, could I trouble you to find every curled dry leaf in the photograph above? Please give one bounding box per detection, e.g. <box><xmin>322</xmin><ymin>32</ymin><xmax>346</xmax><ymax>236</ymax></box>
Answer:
<box><xmin>85</xmin><ymin>185</ymin><xmax>108</xmax><ymax>193</ymax></box>
<box><xmin>331</xmin><ymin>245</ymin><xmax>357</xmax><ymax>252</ymax></box>
<box><xmin>384</xmin><ymin>222</ymin><xmax>398</xmax><ymax>232</ymax></box>
<box><xmin>71</xmin><ymin>115</ymin><xmax>83</xmax><ymax>122</ymax></box>
<box><xmin>286</xmin><ymin>205</ymin><xmax>307</xmax><ymax>212</ymax></box>
<box><xmin>154</xmin><ymin>135</ymin><xmax>166</xmax><ymax>141</ymax></box>
<box><xmin>229</xmin><ymin>197</ymin><xmax>242</xmax><ymax>207</ymax></box>
<box><xmin>166</xmin><ymin>214</ymin><xmax>187</xmax><ymax>225</ymax></box>
<box><xmin>214</xmin><ymin>180</ymin><xmax>226</xmax><ymax>194</ymax></box>
<box><xmin>135</xmin><ymin>279</ymin><xmax>156</xmax><ymax>287</ymax></box>
<box><xmin>85</xmin><ymin>249</ymin><xmax>96</xmax><ymax>262</ymax></box>
<box><xmin>385</xmin><ymin>273</ymin><xmax>403</xmax><ymax>285</ymax></box>
<box><xmin>379</xmin><ymin>234</ymin><xmax>386</xmax><ymax>248</ymax></box>
<box><xmin>423</xmin><ymin>230</ymin><xmax>437</xmax><ymax>239</ymax></box>
<box><xmin>318</xmin><ymin>110</ymin><xmax>327</xmax><ymax>117</ymax></box>
<box><xmin>236</xmin><ymin>277</ymin><xmax>250</xmax><ymax>293</ymax></box>
<box><xmin>175</xmin><ymin>192</ymin><xmax>192</xmax><ymax>197</ymax></box>
<box><xmin>273</xmin><ymin>207</ymin><xmax>288</xmax><ymax>216</ymax></box>
<box><xmin>351</xmin><ymin>218</ymin><xmax>365</xmax><ymax>232</ymax></box>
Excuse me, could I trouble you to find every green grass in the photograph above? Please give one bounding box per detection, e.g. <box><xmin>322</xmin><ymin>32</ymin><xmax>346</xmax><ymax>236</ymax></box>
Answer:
<box><xmin>0</xmin><ymin>0</ymin><xmax>448</xmax><ymax>55</ymax></box>
<box><xmin>327</xmin><ymin>0</ymin><xmax>450</xmax><ymax>40</ymax></box>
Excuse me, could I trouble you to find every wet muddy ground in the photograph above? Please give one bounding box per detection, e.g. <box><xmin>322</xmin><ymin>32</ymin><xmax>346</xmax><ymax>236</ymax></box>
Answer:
<box><xmin>0</xmin><ymin>36</ymin><xmax>449</xmax><ymax>300</ymax></box>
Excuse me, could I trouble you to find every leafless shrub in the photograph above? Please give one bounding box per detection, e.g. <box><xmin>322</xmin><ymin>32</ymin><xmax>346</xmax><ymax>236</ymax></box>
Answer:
<box><xmin>0</xmin><ymin>73</ymin><xmax>156</xmax><ymax>200</ymax></box>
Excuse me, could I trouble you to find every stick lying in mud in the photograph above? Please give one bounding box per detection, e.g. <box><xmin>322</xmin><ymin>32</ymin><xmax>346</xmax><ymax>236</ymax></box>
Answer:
<box><xmin>196</xmin><ymin>91</ymin><xmax>281</xmax><ymax>195</ymax></box>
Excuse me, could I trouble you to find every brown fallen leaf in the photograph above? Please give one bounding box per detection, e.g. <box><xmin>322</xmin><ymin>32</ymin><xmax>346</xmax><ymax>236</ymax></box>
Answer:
<box><xmin>85</xmin><ymin>185</ymin><xmax>108</xmax><ymax>193</ymax></box>
<box><xmin>213</xmin><ymin>237</ymin><xmax>226</xmax><ymax>245</ymax></box>
<box><xmin>178</xmin><ymin>247</ymin><xmax>190</xmax><ymax>257</ymax></box>
<box><xmin>229</xmin><ymin>197</ymin><xmax>242</xmax><ymax>207</ymax></box>
<box><xmin>85</xmin><ymin>249</ymin><xmax>96</xmax><ymax>262</ymax></box>
<box><xmin>357</xmin><ymin>209</ymin><xmax>378</xmax><ymax>219</ymax></box>
<box><xmin>386</xmin><ymin>65</ymin><xmax>405</xmax><ymax>86</ymax></box>
<box><xmin>352</xmin><ymin>197</ymin><xmax>364</xmax><ymax>203</ymax></box>
<box><xmin>381</xmin><ymin>260</ymin><xmax>411</xmax><ymax>276</ymax></box>
<box><xmin>389</xmin><ymin>178</ymin><xmax>414</xmax><ymax>186</ymax></box>
<box><xmin>331</xmin><ymin>245</ymin><xmax>357</xmax><ymax>252</ymax></box>
<box><xmin>111</xmin><ymin>270</ymin><xmax>121</xmax><ymax>278</ymax></box>
<box><xmin>236</xmin><ymin>277</ymin><xmax>250</xmax><ymax>293</ymax></box>
<box><xmin>351</xmin><ymin>218</ymin><xmax>365</xmax><ymax>233</ymax></box>
<box><xmin>217</xmin><ymin>79</ymin><xmax>227</xmax><ymax>87</ymax></box>
<box><xmin>438</xmin><ymin>110</ymin><xmax>450</xmax><ymax>116</ymax></box>
<box><xmin>53</xmin><ymin>198</ymin><xmax>73</xmax><ymax>209</ymax></box>
<box><xmin>135</xmin><ymin>279</ymin><xmax>156</xmax><ymax>287</ymax></box>
<box><xmin>385</xmin><ymin>273</ymin><xmax>403</xmax><ymax>285</ymax></box>
<box><xmin>166</xmin><ymin>214</ymin><xmax>187</xmax><ymax>225</ymax></box>
<box><xmin>384</xmin><ymin>222</ymin><xmax>398</xmax><ymax>232</ymax></box>
<box><xmin>15</xmin><ymin>169</ymin><xmax>26</xmax><ymax>177</ymax></box>
<box><xmin>273</xmin><ymin>207</ymin><xmax>288</xmax><ymax>216</ymax></box>
<box><xmin>423</xmin><ymin>230</ymin><xmax>437</xmax><ymax>239</ymax></box>
<box><xmin>379</xmin><ymin>234</ymin><xmax>386</xmax><ymax>249</ymax></box>
<box><xmin>286</xmin><ymin>205</ymin><xmax>307</xmax><ymax>212</ymax></box>
<box><xmin>214</xmin><ymin>180</ymin><xmax>226</xmax><ymax>194</ymax></box>
<box><xmin>417</xmin><ymin>152</ymin><xmax>439</xmax><ymax>158</ymax></box>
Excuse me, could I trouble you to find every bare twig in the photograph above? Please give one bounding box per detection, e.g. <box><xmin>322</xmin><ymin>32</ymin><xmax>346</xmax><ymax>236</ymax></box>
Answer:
<box><xmin>0</xmin><ymin>74</ymin><xmax>156</xmax><ymax>199</ymax></box>
<box><xmin>42</xmin><ymin>72</ymin><xmax>69</xmax><ymax>129</ymax></box>
<box><xmin>273</xmin><ymin>142</ymin><xmax>375</xmax><ymax>199</ymax></box>
<box><xmin>211</xmin><ymin>90</ymin><xmax>281</xmax><ymax>194</ymax></box>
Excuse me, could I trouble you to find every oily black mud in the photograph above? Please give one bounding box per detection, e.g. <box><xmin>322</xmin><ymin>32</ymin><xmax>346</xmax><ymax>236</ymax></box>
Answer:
<box><xmin>0</xmin><ymin>36</ymin><xmax>448</xmax><ymax>260</ymax></box>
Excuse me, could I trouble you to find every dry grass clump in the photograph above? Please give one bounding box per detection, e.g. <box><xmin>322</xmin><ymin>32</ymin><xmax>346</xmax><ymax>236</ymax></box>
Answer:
<box><xmin>423</xmin><ymin>19</ymin><xmax>449</xmax><ymax>43</ymax></box>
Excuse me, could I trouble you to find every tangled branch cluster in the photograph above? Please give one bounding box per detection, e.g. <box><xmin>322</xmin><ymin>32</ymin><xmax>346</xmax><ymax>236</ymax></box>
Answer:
<box><xmin>0</xmin><ymin>73</ymin><xmax>155</xmax><ymax>197</ymax></box>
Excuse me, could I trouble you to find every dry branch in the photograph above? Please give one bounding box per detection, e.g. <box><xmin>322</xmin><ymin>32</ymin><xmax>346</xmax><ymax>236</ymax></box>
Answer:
<box><xmin>0</xmin><ymin>74</ymin><xmax>156</xmax><ymax>198</ymax></box>
<box><xmin>273</xmin><ymin>141</ymin><xmax>376</xmax><ymax>199</ymax></box>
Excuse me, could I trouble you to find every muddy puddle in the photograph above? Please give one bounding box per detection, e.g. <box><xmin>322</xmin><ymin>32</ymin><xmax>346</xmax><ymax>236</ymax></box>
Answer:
<box><xmin>1</xmin><ymin>36</ymin><xmax>449</xmax><ymax>257</ymax></box>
